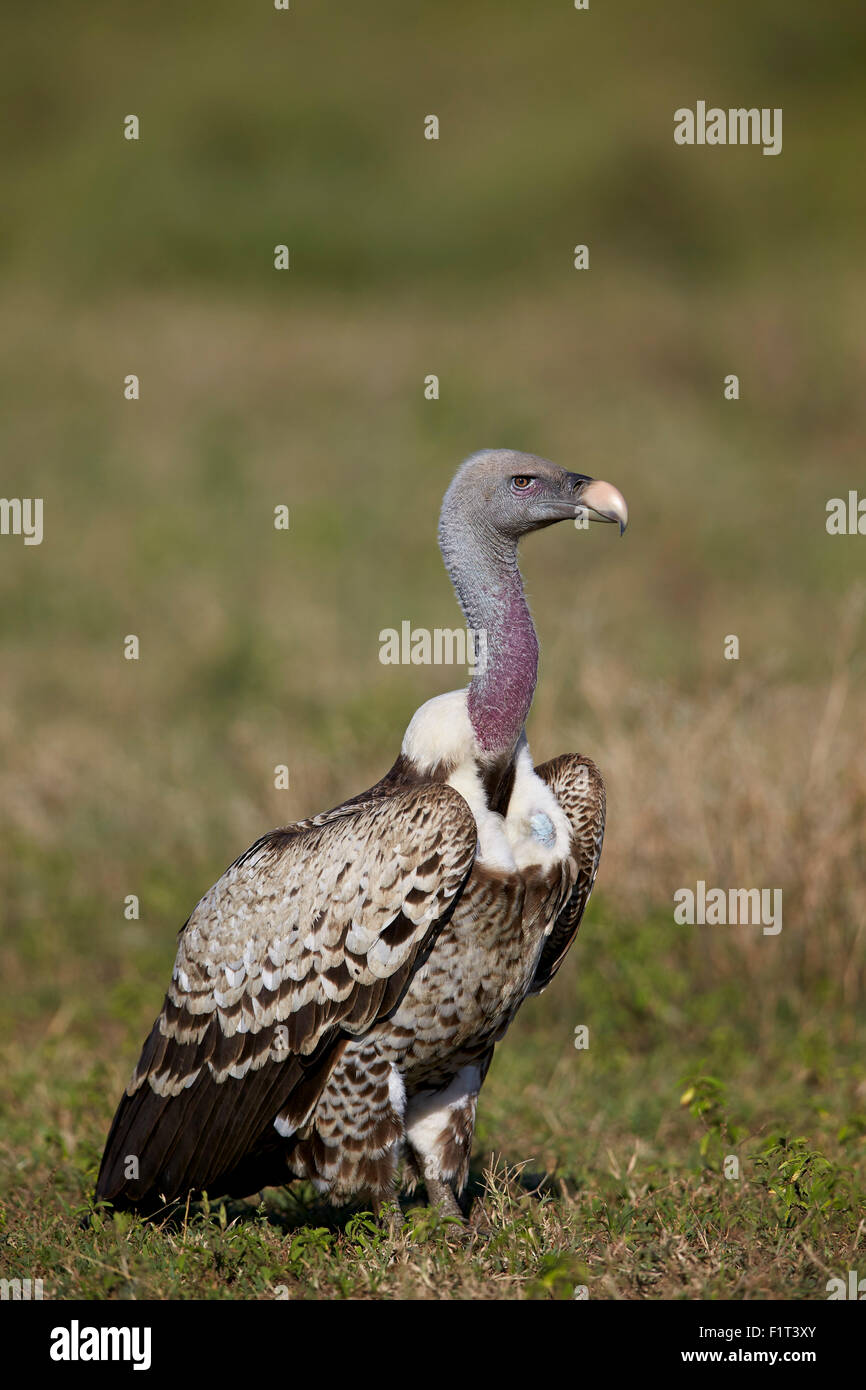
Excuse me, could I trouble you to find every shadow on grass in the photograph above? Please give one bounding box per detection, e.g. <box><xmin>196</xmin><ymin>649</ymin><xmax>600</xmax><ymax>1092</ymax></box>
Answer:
<box><xmin>91</xmin><ymin>1153</ymin><xmax>577</xmax><ymax>1239</ymax></box>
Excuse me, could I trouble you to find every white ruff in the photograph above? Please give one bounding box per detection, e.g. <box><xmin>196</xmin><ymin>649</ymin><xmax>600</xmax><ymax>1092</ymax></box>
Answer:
<box><xmin>504</xmin><ymin>738</ymin><xmax>573</xmax><ymax>871</ymax></box>
<box><xmin>401</xmin><ymin>689</ymin><xmax>477</xmax><ymax>772</ymax></box>
<box><xmin>402</xmin><ymin>692</ymin><xmax>570</xmax><ymax>874</ymax></box>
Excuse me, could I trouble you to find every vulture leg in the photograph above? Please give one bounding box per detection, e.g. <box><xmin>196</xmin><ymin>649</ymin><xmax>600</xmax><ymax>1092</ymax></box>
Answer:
<box><xmin>425</xmin><ymin>1177</ymin><xmax>464</xmax><ymax>1222</ymax></box>
<box><xmin>404</xmin><ymin>1061</ymin><xmax>488</xmax><ymax>1224</ymax></box>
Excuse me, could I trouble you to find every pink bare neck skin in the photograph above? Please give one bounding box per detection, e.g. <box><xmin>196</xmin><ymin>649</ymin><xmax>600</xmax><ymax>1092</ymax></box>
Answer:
<box><xmin>466</xmin><ymin>577</ymin><xmax>538</xmax><ymax>756</ymax></box>
<box><xmin>438</xmin><ymin>500</ymin><xmax>538</xmax><ymax>760</ymax></box>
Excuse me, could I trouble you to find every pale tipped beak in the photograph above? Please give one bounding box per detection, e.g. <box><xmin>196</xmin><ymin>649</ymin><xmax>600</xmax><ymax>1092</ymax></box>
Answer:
<box><xmin>576</xmin><ymin>478</ymin><xmax>629</xmax><ymax>534</ymax></box>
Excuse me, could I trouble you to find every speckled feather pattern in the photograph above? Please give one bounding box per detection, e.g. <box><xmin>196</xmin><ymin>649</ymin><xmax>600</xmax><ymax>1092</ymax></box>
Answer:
<box><xmin>96</xmin><ymin>753</ymin><xmax>605</xmax><ymax>1210</ymax></box>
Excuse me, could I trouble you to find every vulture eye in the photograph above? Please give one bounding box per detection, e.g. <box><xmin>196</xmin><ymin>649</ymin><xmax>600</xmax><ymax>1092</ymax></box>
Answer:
<box><xmin>511</xmin><ymin>476</ymin><xmax>534</xmax><ymax>491</ymax></box>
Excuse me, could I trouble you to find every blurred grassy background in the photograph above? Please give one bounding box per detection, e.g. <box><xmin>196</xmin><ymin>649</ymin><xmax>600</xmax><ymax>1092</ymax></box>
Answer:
<box><xmin>1</xmin><ymin>0</ymin><xmax>864</xmax><ymax>1297</ymax></box>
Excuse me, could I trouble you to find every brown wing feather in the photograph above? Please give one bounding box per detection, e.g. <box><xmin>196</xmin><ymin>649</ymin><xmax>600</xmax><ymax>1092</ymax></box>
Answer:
<box><xmin>529</xmin><ymin>754</ymin><xmax>606</xmax><ymax>995</ymax></box>
<box><xmin>96</xmin><ymin>782</ymin><xmax>476</xmax><ymax>1210</ymax></box>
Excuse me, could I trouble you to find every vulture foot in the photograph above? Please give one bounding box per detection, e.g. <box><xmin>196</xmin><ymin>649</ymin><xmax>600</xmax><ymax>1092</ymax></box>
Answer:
<box><xmin>425</xmin><ymin>1178</ymin><xmax>465</xmax><ymax>1223</ymax></box>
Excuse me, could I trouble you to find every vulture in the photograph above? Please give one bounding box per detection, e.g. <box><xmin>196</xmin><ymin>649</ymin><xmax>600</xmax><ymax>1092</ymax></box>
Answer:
<box><xmin>96</xmin><ymin>449</ymin><xmax>627</xmax><ymax>1220</ymax></box>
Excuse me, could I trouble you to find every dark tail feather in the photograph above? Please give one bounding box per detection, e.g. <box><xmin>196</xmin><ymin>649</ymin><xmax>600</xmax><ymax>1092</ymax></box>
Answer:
<box><xmin>95</xmin><ymin>1036</ymin><xmax>342</xmax><ymax>1212</ymax></box>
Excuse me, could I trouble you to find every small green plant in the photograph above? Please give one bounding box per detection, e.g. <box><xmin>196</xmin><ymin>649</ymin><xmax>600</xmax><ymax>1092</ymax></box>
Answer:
<box><xmin>754</xmin><ymin>1135</ymin><xmax>849</xmax><ymax>1233</ymax></box>
<box><xmin>679</xmin><ymin>1073</ymin><xmax>744</xmax><ymax>1168</ymax></box>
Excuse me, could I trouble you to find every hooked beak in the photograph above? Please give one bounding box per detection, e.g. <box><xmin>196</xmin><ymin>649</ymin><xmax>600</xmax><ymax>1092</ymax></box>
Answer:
<box><xmin>572</xmin><ymin>476</ymin><xmax>629</xmax><ymax>535</ymax></box>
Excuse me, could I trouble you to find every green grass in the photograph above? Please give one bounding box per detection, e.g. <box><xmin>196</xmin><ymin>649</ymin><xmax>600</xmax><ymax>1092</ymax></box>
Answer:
<box><xmin>2</xmin><ymin>879</ymin><xmax>863</xmax><ymax>1299</ymax></box>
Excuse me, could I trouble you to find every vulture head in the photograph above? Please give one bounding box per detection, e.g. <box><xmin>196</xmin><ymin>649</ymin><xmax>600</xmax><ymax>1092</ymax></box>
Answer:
<box><xmin>439</xmin><ymin>448</ymin><xmax>628</xmax><ymax>550</ymax></box>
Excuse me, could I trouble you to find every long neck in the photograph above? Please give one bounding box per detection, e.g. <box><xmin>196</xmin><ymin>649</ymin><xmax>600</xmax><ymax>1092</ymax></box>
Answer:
<box><xmin>438</xmin><ymin>512</ymin><xmax>538</xmax><ymax>758</ymax></box>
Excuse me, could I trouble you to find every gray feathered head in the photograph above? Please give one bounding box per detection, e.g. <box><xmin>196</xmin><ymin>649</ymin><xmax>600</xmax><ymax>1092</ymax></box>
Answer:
<box><xmin>439</xmin><ymin>448</ymin><xmax>628</xmax><ymax>552</ymax></box>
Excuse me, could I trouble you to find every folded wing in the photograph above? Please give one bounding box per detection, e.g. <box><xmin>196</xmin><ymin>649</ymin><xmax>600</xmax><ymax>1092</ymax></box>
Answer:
<box><xmin>96</xmin><ymin>782</ymin><xmax>477</xmax><ymax>1209</ymax></box>
<box><xmin>529</xmin><ymin>754</ymin><xmax>606</xmax><ymax>995</ymax></box>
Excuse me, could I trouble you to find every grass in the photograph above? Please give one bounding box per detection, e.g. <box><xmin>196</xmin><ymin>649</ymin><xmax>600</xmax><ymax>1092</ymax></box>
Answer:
<box><xmin>2</xmin><ymin>887</ymin><xmax>864</xmax><ymax>1299</ymax></box>
<box><xmin>1</xmin><ymin>1</ymin><xmax>864</xmax><ymax>1299</ymax></box>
